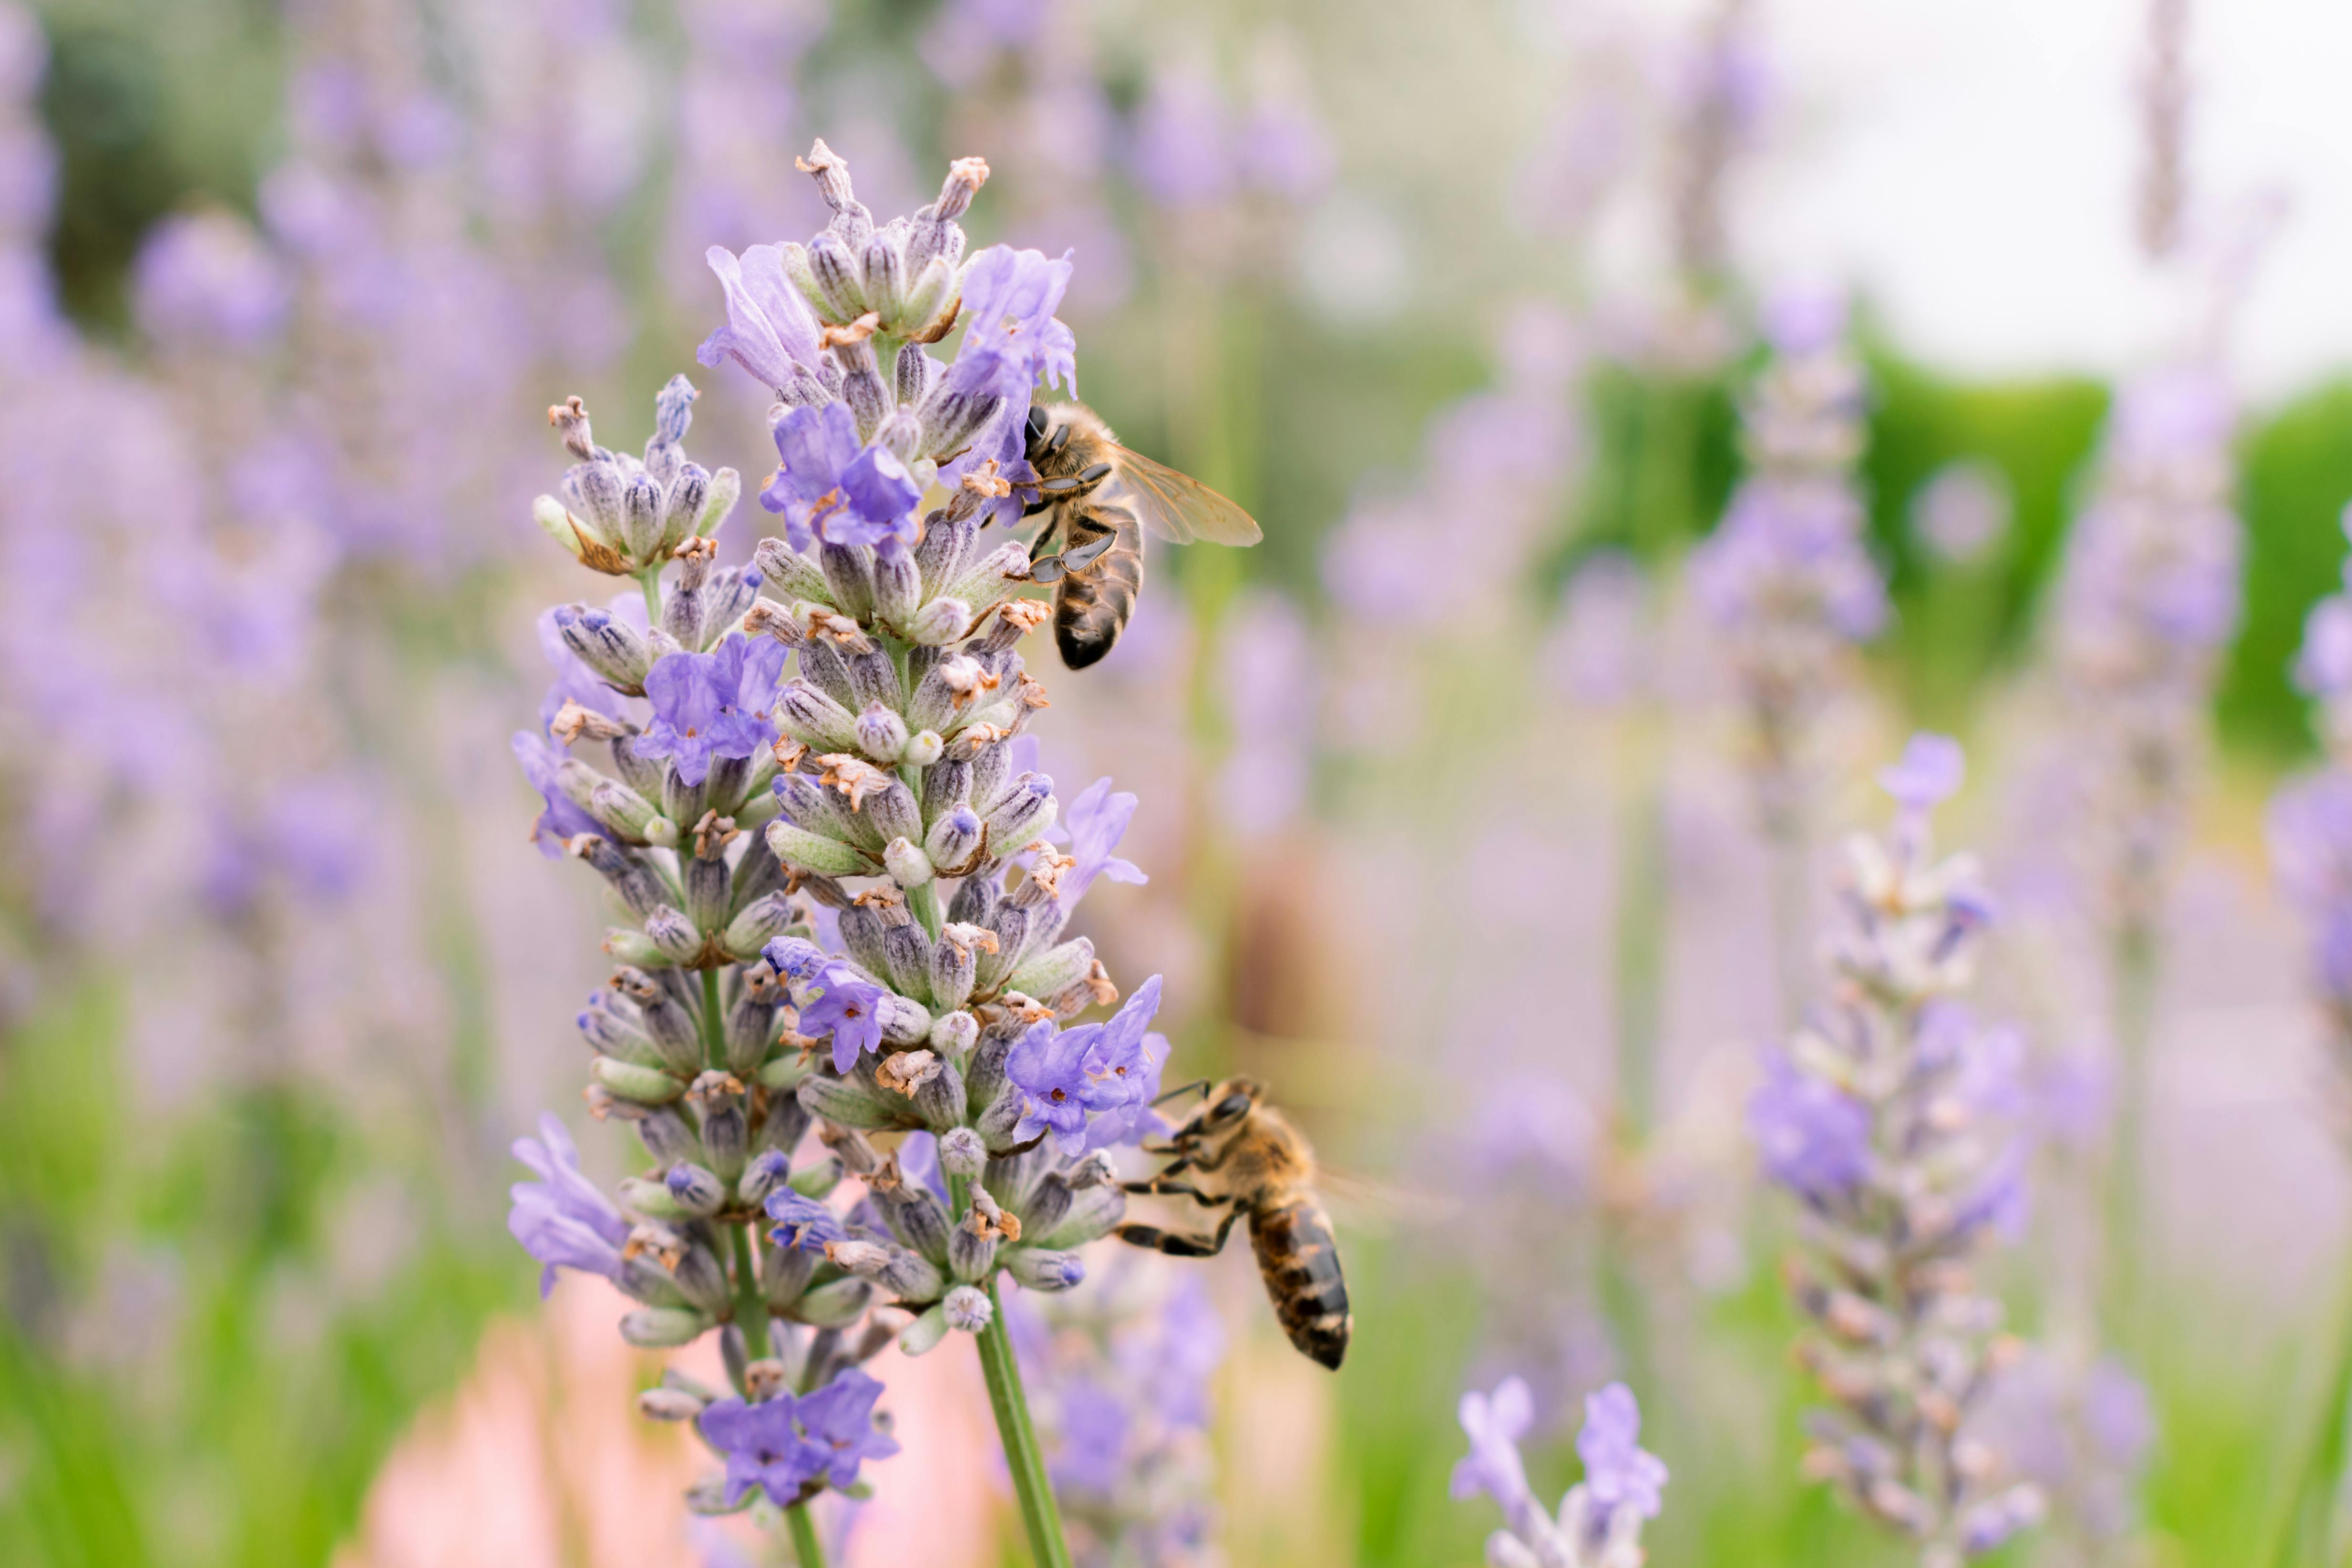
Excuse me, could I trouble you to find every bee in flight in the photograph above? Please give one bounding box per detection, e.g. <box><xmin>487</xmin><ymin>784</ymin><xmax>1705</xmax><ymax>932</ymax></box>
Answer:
<box><xmin>1019</xmin><ymin>402</ymin><xmax>1263</xmax><ymax>670</ymax></box>
<box><xmin>1114</xmin><ymin>1076</ymin><xmax>1351</xmax><ymax>1370</ymax></box>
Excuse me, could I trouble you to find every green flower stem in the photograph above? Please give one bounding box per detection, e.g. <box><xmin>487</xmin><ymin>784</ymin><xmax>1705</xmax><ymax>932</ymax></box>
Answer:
<box><xmin>948</xmin><ymin>1173</ymin><xmax>1073</xmax><ymax>1566</ymax></box>
<box><xmin>639</xmin><ymin>567</ymin><xmax>665</xmax><ymax>626</ymax></box>
<box><xmin>975</xmin><ymin>1276</ymin><xmax>1074</xmax><ymax>1568</ymax></box>
<box><xmin>2269</xmin><ymin>1248</ymin><xmax>2352</xmax><ymax>1568</ymax></box>
<box><xmin>785</xmin><ymin>1502</ymin><xmax>827</xmax><ymax>1568</ymax></box>
<box><xmin>729</xmin><ymin>1221</ymin><xmax>770</xmax><ymax>1369</ymax></box>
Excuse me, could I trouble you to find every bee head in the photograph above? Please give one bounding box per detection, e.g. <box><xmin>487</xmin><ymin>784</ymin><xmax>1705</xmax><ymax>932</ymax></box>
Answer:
<box><xmin>1023</xmin><ymin>403</ymin><xmax>1054</xmax><ymax>464</ymax></box>
<box><xmin>1201</xmin><ymin>1077</ymin><xmax>1264</xmax><ymax>1133</ymax></box>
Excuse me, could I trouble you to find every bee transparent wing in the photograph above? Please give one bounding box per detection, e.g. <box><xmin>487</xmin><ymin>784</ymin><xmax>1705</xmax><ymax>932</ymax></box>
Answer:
<box><xmin>1111</xmin><ymin>446</ymin><xmax>1264</xmax><ymax>547</ymax></box>
<box><xmin>1316</xmin><ymin>1168</ymin><xmax>1458</xmax><ymax>1236</ymax></box>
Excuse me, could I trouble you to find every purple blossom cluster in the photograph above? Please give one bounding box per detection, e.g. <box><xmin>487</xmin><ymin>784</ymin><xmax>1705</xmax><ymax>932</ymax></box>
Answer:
<box><xmin>1011</xmin><ymin>1260</ymin><xmax>1227</xmax><ymax>1568</ymax></box>
<box><xmin>503</xmin><ymin>143</ymin><xmax>1187</xmax><ymax>1550</ymax></box>
<box><xmin>1746</xmin><ymin>734</ymin><xmax>2046</xmax><ymax>1560</ymax></box>
<box><xmin>1453</xmin><ymin>1377</ymin><xmax>1667</xmax><ymax>1568</ymax></box>
<box><xmin>1690</xmin><ymin>287</ymin><xmax>1886</xmax><ymax>830</ymax></box>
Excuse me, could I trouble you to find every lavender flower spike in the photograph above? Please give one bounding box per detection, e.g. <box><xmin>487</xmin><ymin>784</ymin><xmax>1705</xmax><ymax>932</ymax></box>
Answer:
<box><xmin>1454</xmin><ymin>1376</ymin><xmax>1666</xmax><ymax>1568</ymax></box>
<box><xmin>1752</xmin><ymin>733</ymin><xmax>2047</xmax><ymax>1561</ymax></box>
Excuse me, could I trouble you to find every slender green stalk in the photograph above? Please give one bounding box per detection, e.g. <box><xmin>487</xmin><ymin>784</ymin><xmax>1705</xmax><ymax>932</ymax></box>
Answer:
<box><xmin>700</xmin><ymin>966</ymin><xmax>727</xmax><ymax>1069</ymax></box>
<box><xmin>1612</xmin><ymin>708</ymin><xmax>1670</xmax><ymax>1141</ymax></box>
<box><xmin>785</xmin><ymin>1502</ymin><xmax>828</xmax><ymax>1568</ymax></box>
<box><xmin>2269</xmin><ymin>1250</ymin><xmax>2352</xmax><ymax>1568</ymax></box>
<box><xmin>975</xmin><ymin>1277</ymin><xmax>1076</xmax><ymax>1568</ymax></box>
<box><xmin>729</xmin><ymin>1222</ymin><xmax>770</xmax><ymax>1367</ymax></box>
<box><xmin>638</xmin><ymin>567</ymin><xmax>665</xmax><ymax>626</ymax></box>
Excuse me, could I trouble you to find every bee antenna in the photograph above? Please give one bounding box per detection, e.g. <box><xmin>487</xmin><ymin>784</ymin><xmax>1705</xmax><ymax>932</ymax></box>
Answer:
<box><xmin>1153</xmin><ymin>1078</ymin><xmax>1211</xmax><ymax>1107</ymax></box>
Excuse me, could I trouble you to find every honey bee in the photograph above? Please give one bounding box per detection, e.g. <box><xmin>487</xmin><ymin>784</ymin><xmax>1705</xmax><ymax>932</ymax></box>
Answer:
<box><xmin>1114</xmin><ymin>1076</ymin><xmax>1352</xmax><ymax>1370</ymax></box>
<box><xmin>1020</xmin><ymin>402</ymin><xmax>1263</xmax><ymax>670</ymax></box>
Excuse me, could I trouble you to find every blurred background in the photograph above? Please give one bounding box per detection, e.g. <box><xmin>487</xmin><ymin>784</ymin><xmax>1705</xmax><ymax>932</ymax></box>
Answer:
<box><xmin>2</xmin><ymin>0</ymin><xmax>2349</xmax><ymax>1564</ymax></box>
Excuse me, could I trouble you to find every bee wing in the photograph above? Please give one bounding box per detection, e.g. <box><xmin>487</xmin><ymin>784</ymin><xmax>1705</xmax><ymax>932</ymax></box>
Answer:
<box><xmin>1111</xmin><ymin>446</ymin><xmax>1264</xmax><ymax>547</ymax></box>
<box><xmin>1315</xmin><ymin>1167</ymin><xmax>1459</xmax><ymax>1236</ymax></box>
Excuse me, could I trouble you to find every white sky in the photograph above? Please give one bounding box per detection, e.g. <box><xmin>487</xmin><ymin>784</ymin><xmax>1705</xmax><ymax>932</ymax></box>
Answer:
<box><xmin>1742</xmin><ymin>0</ymin><xmax>2352</xmax><ymax>400</ymax></box>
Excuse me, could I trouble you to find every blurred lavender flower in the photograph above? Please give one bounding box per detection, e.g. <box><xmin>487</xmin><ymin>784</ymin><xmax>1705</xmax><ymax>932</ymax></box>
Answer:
<box><xmin>2050</xmin><ymin>365</ymin><xmax>2240</xmax><ymax>935</ymax></box>
<box><xmin>1216</xmin><ymin>589</ymin><xmax>1318</xmax><ymax>837</ymax></box>
<box><xmin>1969</xmin><ymin>1353</ymin><xmax>2155</xmax><ymax>1546</ymax></box>
<box><xmin>1131</xmin><ymin>60</ymin><xmax>1232</xmax><ymax>210</ymax></box>
<box><xmin>1454</xmin><ymin>1377</ymin><xmax>1667</xmax><ymax>1568</ymax></box>
<box><xmin>1014</xmin><ymin>1260</ymin><xmax>1226</xmax><ymax>1567</ymax></box>
<box><xmin>133</xmin><ymin>208</ymin><xmax>291</xmax><ymax>350</ymax></box>
<box><xmin>1753</xmin><ymin>733</ymin><xmax>2046</xmax><ymax>1562</ymax></box>
<box><xmin>1690</xmin><ymin>285</ymin><xmax>1883</xmax><ymax>832</ymax></box>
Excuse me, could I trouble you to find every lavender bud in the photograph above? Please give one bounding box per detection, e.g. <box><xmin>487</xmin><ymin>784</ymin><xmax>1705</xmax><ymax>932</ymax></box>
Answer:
<box><xmin>842</xmin><ymin>645</ymin><xmax>904</xmax><ymax>711</ymax></box>
<box><xmin>796</xmin><ymin>1073</ymin><xmax>914</xmax><ymax>1131</ymax></box>
<box><xmin>555</xmin><ymin>605</ymin><xmax>652</xmax><ymax>693</ymax></box>
<box><xmin>883</xmin><ymin>839</ymin><xmax>934</xmax><ymax>891</ymax></box>
<box><xmin>895</xmin><ymin>340</ymin><xmax>940</xmax><ymax>408</ymax></box>
<box><xmin>535</xmin><ymin>494</ymin><xmax>589</xmax><ymax>560</ymax></box>
<box><xmin>587</xmin><ymin>778</ymin><xmax>668</xmax><ymax>847</ymax></box>
<box><xmin>604</xmin><ymin>928</ymin><xmax>667</xmax><ymax>969</ymax></box>
<box><xmin>807</xmin><ymin>231</ymin><xmax>866</xmax><ymax>318</ymax></box>
<box><xmin>568</xmin><ymin>461</ymin><xmax>627</xmax><ymax>541</ymax></box>
<box><xmin>752</xmin><ymin>536</ymin><xmax>835</xmax><ymax>607</ymax></box>
<box><xmin>620</xmin><ymin>472</ymin><xmax>663</xmax><ymax>561</ymax></box>
<box><xmin>1004</xmin><ymin>1249</ymin><xmax>1085</xmax><ymax>1293</ymax></box>
<box><xmin>948</xmin><ymin>1212</ymin><xmax>998</xmax><ymax>1283</ymax></box>
<box><xmin>819</xmin><ymin>543</ymin><xmax>877</xmax><ymax>621</ymax></box>
<box><xmin>943</xmin><ymin>1283</ymin><xmax>995</xmax><ymax>1331</ymax></box>
<box><xmin>737</xmin><ymin>1150</ymin><xmax>791</xmax><ymax>1210</ymax></box>
<box><xmin>856</xmin><ymin>702</ymin><xmax>910</xmax><ymax>763</ymax></box>
<box><xmin>873</xmin><ymin>1171</ymin><xmax>953</xmax><ymax>1266</ymax></box>
<box><xmin>688</xmin><ymin>1072</ymin><xmax>750</xmax><ymax>1179</ymax></box>
<box><xmin>1007</xmin><ymin>938</ymin><xmax>1095</xmax><ymax>1006</ymax></box>
<box><xmin>636</xmin><ymin>1107</ymin><xmax>698</xmax><ymax>1168</ymax></box>
<box><xmin>721</xmin><ymin>893</ymin><xmax>795</xmax><ymax>965</ymax></box>
<box><xmin>938</xmin><ymin>1129</ymin><xmax>987</xmax><ymax>1180</ymax></box>
<box><xmin>929</xmin><ymin>927</ymin><xmax>981</xmax><ymax>1014</ymax></box>
<box><xmin>614</xmin><ymin>968</ymin><xmax>707</xmax><ymax>1076</ymax></box>
<box><xmin>907</xmin><ymin>597</ymin><xmax>972</xmax><ymax>646</ymax></box>
<box><xmin>776</xmin><ymin>771</ymin><xmax>879</xmax><ymax>849</ymax></box>
<box><xmin>1029</xmin><ymin>1185</ymin><xmax>1125</xmax><ymax>1250</ymax></box>
<box><xmin>900</xmin><ymin>257</ymin><xmax>957</xmax><ymax>341</ymax></box>
<box><xmin>876</xmin><ymin>993</ymin><xmax>933</xmax><ymax>1047</ymax></box>
<box><xmin>914</xmin><ymin>509</ymin><xmax>976</xmax><ymax>595</ymax></box>
<box><xmin>791</xmin><ymin>1277</ymin><xmax>873</xmax><ymax>1329</ymax></box>
<box><xmin>863</xmin><ymin>779</ymin><xmax>924</xmax><ymax>846</ymax></box>
<box><xmin>592</xmin><ymin>1055</ymin><xmax>686</xmax><ymax>1105</ymax></box>
<box><xmin>775</xmin><ymin>679</ymin><xmax>862</xmax><ymax>754</ymax></box>
<box><xmin>765</xmin><ymin>821</ymin><xmax>872</xmax><ymax>880</ymax></box>
<box><xmin>579</xmin><ymin>995</ymin><xmax>661</xmax><ymax>1067</ymax></box>
<box><xmin>918</xmin><ymin>383</ymin><xmax>1002</xmax><ymax>461</ymax></box>
<box><xmin>941</xmin><ymin>541</ymin><xmax>1034</xmax><ymax>618</ymax></box>
<box><xmin>982</xmin><ymin>775</ymin><xmax>1057</xmax><ymax>852</ymax></box>
<box><xmin>928</xmin><ymin>1008</ymin><xmax>979</xmax><ymax>1063</ymax></box>
<box><xmin>872</xmin><ymin>539</ymin><xmax>922</xmax><ymax>628</ymax></box>
<box><xmin>660</xmin><ymin>464</ymin><xmax>711</xmax><ymax>556</ymax></box>
<box><xmin>619</xmin><ymin>1308</ymin><xmax>711</xmax><ymax>1349</ymax></box>
<box><xmin>883</xmin><ymin>921</ymin><xmax>935</xmax><ymax>997</ymax></box>
<box><xmin>664</xmin><ymin>1162</ymin><xmax>728</xmax><ymax>1217</ymax></box>
<box><xmin>643</xmin><ymin>906</ymin><xmax>704</xmax><ymax>965</ymax></box>
<box><xmin>862</xmin><ymin>229</ymin><xmax>906</xmax><ymax>320</ymax></box>
<box><xmin>898</xmin><ymin>1304</ymin><xmax>951</xmax><ymax>1357</ymax></box>
<box><xmin>836</xmin><ymin>902</ymin><xmax>891</xmax><ymax>975</ymax></box>
<box><xmin>921</xmin><ymin>759</ymin><xmax>972</xmax><ymax>826</ymax></box>
<box><xmin>825</xmin><ymin>1239</ymin><xmax>945</xmax><ymax>1301</ymax></box>
<box><xmin>637</xmin><ymin>1387</ymin><xmax>707</xmax><ymax>1422</ymax></box>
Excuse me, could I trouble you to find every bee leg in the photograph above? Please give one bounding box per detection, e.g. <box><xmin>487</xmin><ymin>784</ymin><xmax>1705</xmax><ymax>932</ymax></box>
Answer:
<box><xmin>1121</xmin><ymin>1177</ymin><xmax>1225</xmax><ymax>1208</ymax></box>
<box><xmin>1027</xmin><ymin>513</ymin><xmax>1064</xmax><ymax>562</ymax></box>
<box><xmin>1114</xmin><ymin>1207</ymin><xmax>1242</xmax><ymax>1259</ymax></box>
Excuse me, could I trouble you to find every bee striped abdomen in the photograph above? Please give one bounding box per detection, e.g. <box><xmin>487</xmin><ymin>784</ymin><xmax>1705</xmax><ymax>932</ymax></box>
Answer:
<box><xmin>1249</xmin><ymin>1196</ymin><xmax>1352</xmax><ymax>1370</ymax></box>
<box><xmin>1053</xmin><ymin>503</ymin><xmax>1143</xmax><ymax>670</ymax></box>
